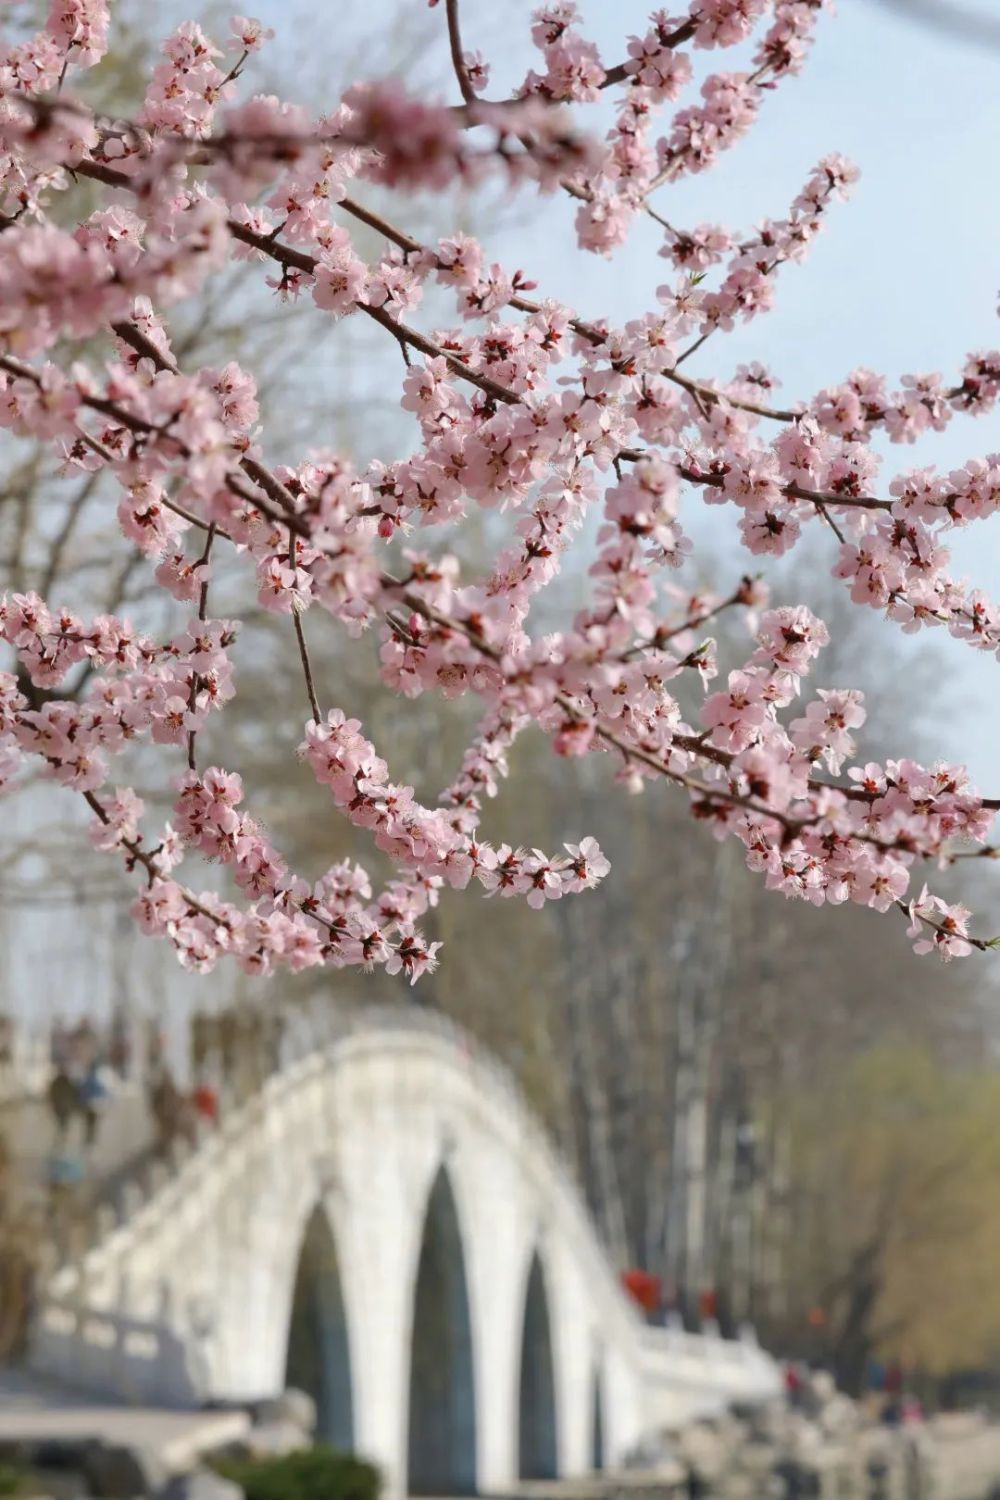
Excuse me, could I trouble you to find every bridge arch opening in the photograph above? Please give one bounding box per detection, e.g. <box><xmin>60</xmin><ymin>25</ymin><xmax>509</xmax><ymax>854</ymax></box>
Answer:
<box><xmin>518</xmin><ymin>1250</ymin><xmax>558</xmax><ymax>1480</ymax></box>
<box><xmin>406</xmin><ymin>1165</ymin><xmax>478</xmax><ymax>1496</ymax></box>
<box><xmin>591</xmin><ymin>1361</ymin><xmax>605</xmax><ymax>1471</ymax></box>
<box><xmin>284</xmin><ymin>1206</ymin><xmax>354</xmax><ymax>1450</ymax></box>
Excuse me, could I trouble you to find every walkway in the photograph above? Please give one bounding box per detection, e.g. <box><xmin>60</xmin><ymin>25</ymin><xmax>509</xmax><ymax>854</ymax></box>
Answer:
<box><xmin>0</xmin><ymin>1367</ymin><xmax>249</xmax><ymax>1468</ymax></box>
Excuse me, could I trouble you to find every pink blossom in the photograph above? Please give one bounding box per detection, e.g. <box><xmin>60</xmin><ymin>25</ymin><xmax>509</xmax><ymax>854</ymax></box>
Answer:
<box><xmin>228</xmin><ymin>16</ymin><xmax>274</xmax><ymax>52</ymax></box>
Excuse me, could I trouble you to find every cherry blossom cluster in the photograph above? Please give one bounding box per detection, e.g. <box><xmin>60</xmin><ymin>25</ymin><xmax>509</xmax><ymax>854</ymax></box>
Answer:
<box><xmin>299</xmin><ymin>707</ymin><xmax>609</xmax><ymax>908</ymax></box>
<box><xmin>536</xmin><ymin>0</ymin><xmax>833</xmax><ymax>255</ymax></box>
<box><xmin>0</xmin><ymin>590</ymin><xmax>236</xmax><ymax>788</ymax></box>
<box><xmin>0</xmin><ymin>0</ymin><xmax>998</xmax><ymax>974</ymax></box>
<box><xmin>691</xmin><ymin>607</ymin><xmax>989</xmax><ymax>959</ymax></box>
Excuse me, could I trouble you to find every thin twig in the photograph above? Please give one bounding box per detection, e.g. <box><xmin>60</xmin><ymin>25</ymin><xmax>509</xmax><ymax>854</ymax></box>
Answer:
<box><xmin>40</xmin><ymin>470</ymin><xmax>101</xmax><ymax>596</ymax></box>
<box><xmin>445</xmin><ymin>0</ymin><xmax>476</xmax><ymax>105</ymax></box>
<box><xmin>186</xmin><ymin>522</ymin><xmax>217</xmax><ymax>772</ymax></box>
<box><xmin>292</xmin><ymin>605</ymin><xmax>322</xmax><ymax>724</ymax></box>
<box><xmin>814</xmin><ymin>501</ymin><xmax>846</xmax><ymax>543</ymax></box>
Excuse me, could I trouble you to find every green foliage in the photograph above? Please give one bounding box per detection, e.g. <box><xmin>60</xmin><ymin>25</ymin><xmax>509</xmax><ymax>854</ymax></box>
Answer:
<box><xmin>782</xmin><ymin>1040</ymin><xmax>1000</xmax><ymax>1387</ymax></box>
<box><xmin>0</xmin><ymin>1464</ymin><xmax>34</xmax><ymax>1497</ymax></box>
<box><xmin>212</xmin><ymin>1447</ymin><xmax>380</xmax><ymax>1500</ymax></box>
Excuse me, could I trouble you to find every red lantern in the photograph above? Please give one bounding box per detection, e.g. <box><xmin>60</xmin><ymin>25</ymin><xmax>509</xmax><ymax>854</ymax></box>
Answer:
<box><xmin>192</xmin><ymin>1083</ymin><xmax>219</xmax><ymax>1122</ymax></box>
<box><xmin>621</xmin><ymin>1268</ymin><xmax>661</xmax><ymax>1314</ymax></box>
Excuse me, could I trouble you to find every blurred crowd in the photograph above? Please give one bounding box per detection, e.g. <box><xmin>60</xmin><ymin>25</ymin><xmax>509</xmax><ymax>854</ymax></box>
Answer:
<box><xmin>37</xmin><ymin>1004</ymin><xmax>293</xmax><ymax>1175</ymax></box>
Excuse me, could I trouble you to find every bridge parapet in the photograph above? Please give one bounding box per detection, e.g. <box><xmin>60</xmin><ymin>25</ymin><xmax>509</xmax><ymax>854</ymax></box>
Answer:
<box><xmin>639</xmin><ymin>1324</ymin><xmax>781</xmax><ymax>1429</ymax></box>
<box><xmin>51</xmin><ymin>1003</ymin><xmax>580</xmax><ymax>1290</ymax></box>
<box><xmin>32</xmin><ymin>1294</ymin><xmax>207</xmax><ymax>1407</ymax></box>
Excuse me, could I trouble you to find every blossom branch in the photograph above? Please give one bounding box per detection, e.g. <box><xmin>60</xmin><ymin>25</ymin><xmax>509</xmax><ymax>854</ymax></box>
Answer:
<box><xmin>444</xmin><ymin>0</ymin><xmax>477</xmax><ymax>105</ymax></box>
<box><xmin>1</xmin><ymin>0</ymin><xmax>997</xmax><ymax>975</ymax></box>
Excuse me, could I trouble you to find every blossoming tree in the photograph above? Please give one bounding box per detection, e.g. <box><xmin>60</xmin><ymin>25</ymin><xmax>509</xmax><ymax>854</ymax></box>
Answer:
<box><xmin>1</xmin><ymin>0</ymin><xmax>997</xmax><ymax>982</ymax></box>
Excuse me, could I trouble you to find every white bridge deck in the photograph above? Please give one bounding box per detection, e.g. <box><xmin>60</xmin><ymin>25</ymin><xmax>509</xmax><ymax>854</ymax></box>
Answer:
<box><xmin>0</xmin><ymin>1367</ymin><xmax>249</xmax><ymax>1467</ymax></box>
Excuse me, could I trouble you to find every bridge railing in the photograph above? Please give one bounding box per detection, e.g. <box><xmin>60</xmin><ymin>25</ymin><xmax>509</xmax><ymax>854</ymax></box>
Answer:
<box><xmin>45</xmin><ymin>1001</ymin><xmax>551</xmax><ymax>1274</ymax></box>
<box><xmin>31</xmin><ymin>1294</ymin><xmax>207</xmax><ymax>1407</ymax></box>
<box><xmin>639</xmin><ymin>1321</ymin><xmax>781</xmax><ymax>1425</ymax></box>
<box><xmin>0</xmin><ymin>1042</ymin><xmax>51</xmax><ymax>1102</ymax></box>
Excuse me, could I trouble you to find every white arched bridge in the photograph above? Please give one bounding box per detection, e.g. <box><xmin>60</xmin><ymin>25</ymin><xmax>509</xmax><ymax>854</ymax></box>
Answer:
<box><xmin>31</xmin><ymin>1008</ymin><xmax>780</xmax><ymax>1495</ymax></box>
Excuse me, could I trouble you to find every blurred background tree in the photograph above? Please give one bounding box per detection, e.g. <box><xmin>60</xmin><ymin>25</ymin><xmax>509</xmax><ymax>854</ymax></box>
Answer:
<box><xmin>781</xmin><ymin>1042</ymin><xmax>1000</xmax><ymax>1394</ymax></box>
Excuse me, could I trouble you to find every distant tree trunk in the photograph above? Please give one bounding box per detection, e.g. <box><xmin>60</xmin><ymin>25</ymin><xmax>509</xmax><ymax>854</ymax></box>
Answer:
<box><xmin>832</xmin><ymin>1271</ymin><xmax>880</xmax><ymax>1395</ymax></box>
<box><xmin>666</xmin><ymin>853</ymin><xmax>735</xmax><ymax>1323</ymax></box>
<box><xmin>561</xmin><ymin>903</ymin><xmax>629</xmax><ymax>1267</ymax></box>
<box><xmin>705</xmin><ymin>1103</ymin><xmax>736</xmax><ymax>1303</ymax></box>
<box><xmin>755</xmin><ymin>1124</ymin><xmax>791</xmax><ymax>1328</ymax></box>
<box><xmin>664</xmin><ymin>911</ymin><xmax>697</xmax><ymax>1311</ymax></box>
<box><xmin>729</xmin><ymin>1119</ymin><xmax>755</xmax><ymax>1327</ymax></box>
<box><xmin>578</xmin><ymin>1009</ymin><xmax>629</xmax><ymax>1266</ymax></box>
